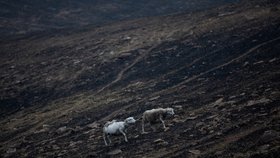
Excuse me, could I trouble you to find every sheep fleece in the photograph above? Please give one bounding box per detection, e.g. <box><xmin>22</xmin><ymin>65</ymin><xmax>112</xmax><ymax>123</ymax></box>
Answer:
<box><xmin>143</xmin><ymin>109</ymin><xmax>168</xmax><ymax>124</ymax></box>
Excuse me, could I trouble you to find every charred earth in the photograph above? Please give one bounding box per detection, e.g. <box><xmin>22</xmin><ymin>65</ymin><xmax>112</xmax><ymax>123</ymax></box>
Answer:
<box><xmin>0</xmin><ymin>0</ymin><xmax>280</xmax><ymax>157</ymax></box>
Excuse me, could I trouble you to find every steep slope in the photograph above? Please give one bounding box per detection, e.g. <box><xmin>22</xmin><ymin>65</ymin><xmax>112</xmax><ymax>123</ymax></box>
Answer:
<box><xmin>0</xmin><ymin>0</ymin><xmax>238</xmax><ymax>40</ymax></box>
<box><xmin>0</xmin><ymin>0</ymin><xmax>280</xmax><ymax>157</ymax></box>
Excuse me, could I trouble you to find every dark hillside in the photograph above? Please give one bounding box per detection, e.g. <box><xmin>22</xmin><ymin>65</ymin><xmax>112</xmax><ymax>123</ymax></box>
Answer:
<box><xmin>0</xmin><ymin>0</ymin><xmax>238</xmax><ymax>40</ymax></box>
<box><xmin>0</xmin><ymin>0</ymin><xmax>280</xmax><ymax>157</ymax></box>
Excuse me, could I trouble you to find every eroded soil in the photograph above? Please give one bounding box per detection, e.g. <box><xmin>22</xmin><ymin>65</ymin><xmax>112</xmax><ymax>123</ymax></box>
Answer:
<box><xmin>0</xmin><ymin>0</ymin><xmax>280</xmax><ymax>157</ymax></box>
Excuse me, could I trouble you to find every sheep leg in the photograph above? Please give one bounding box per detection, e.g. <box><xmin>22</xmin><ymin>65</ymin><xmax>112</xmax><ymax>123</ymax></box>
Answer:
<box><xmin>103</xmin><ymin>132</ymin><xmax>108</xmax><ymax>146</ymax></box>
<box><xmin>159</xmin><ymin>116</ymin><xmax>166</xmax><ymax>129</ymax></box>
<box><xmin>107</xmin><ymin>134</ymin><xmax>112</xmax><ymax>144</ymax></box>
<box><xmin>119</xmin><ymin>129</ymin><xmax>128</xmax><ymax>142</ymax></box>
<box><xmin>142</xmin><ymin>119</ymin><xmax>148</xmax><ymax>134</ymax></box>
<box><xmin>151</xmin><ymin>124</ymin><xmax>157</xmax><ymax>132</ymax></box>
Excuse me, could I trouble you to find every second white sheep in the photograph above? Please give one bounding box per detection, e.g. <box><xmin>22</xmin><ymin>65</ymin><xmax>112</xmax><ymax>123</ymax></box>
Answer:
<box><xmin>142</xmin><ymin>107</ymin><xmax>174</xmax><ymax>133</ymax></box>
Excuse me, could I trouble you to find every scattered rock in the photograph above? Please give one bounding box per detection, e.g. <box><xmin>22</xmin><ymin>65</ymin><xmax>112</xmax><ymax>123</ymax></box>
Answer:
<box><xmin>9</xmin><ymin>65</ymin><xmax>16</xmax><ymax>69</ymax></box>
<box><xmin>109</xmin><ymin>51</ymin><xmax>115</xmax><ymax>55</ymax></box>
<box><xmin>107</xmin><ymin>149</ymin><xmax>122</xmax><ymax>155</ymax></box>
<box><xmin>183</xmin><ymin>127</ymin><xmax>192</xmax><ymax>132</ymax></box>
<box><xmin>172</xmin><ymin>118</ymin><xmax>185</xmax><ymax>123</ymax></box>
<box><xmin>258</xmin><ymin>113</ymin><xmax>268</xmax><ymax>116</ymax></box>
<box><xmin>265</xmin><ymin>88</ymin><xmax>271</xmax><ymax>92</ymax></box>
<box><xmin>34</xmin><ymin>124</ymin><xmax>51</xmax><ymax>133</ymax></box>
<box><xmin>52</xmin><ymin>145</ymin><xmax>60</xmax><ymax>150</ymax></box>
<box><xmin>34</xmin><ymin>128</ymin><xmax>48</xmax><ymax>134</ymax></box>
<box><xmin>174</xmin><ymin>105</ymin><xmax>183</xmax><ymax>110</ymax></box>
<box><xmin>229</xmin><ymin>95</ymin><xmax>236</xmax><ymax>99</ymax></box>
<box><xmin>195</xmin><ymin>122</ymin><xmax>204</xmax><ymax>128</ymax></box>
<box><xmin>87</xmin><ymin>122</ymin><xmax>100</xmax><ymax>129</ymax></box>
<box><xmin>216</xmin><ymin>132</ymin><xmax>223</xmax><ymax>136</ymax></box>
<box><xmin>260</xmin><ymin>130</ymin><xmax>279</xmax><ymax>143</ymax></box>
<box><xmin>206</xmin><ymin>115</ymin><xmax>217</xmax><ymax>120</ymax></box>
<box><xmin>124</xmin><ymin>36</ymin><xmax>132</xmax><ymax>40</ymax></box>
<box><xmin>57</xmin><ymin>150</ymin><xmax>67</xmax><ymax>157</ymax></box>
<box><xmin>69</xmin><ymin>141</ymin><xmax>83</xmax><ymax>148</ymax></box>
<box><xmin>243</xmin><ymin>61</ymin><xmax>249</xmax><ymax>67</ymax></box>
<box><xmin>185</xmin><ymin>116</ymin><xmax>198</xmax><ymax>120</ymax></box>
<box><xmin>246</xmin><ymin>98</ymin><xmax>271</xmax><ymax>107</ymax></box>
<box><xmin>154</xmin><ymin>138</ymin><xmax>165</xmax><ymax>143</ymax></box>
<box><xmin>253</xmin><ymin>60</ymin><xmax>264</xmax><ymax>65</ymax></box>
<box><xmin>120</xmin><ymin>52</ymin><xmax>132</xmax><ymax>58</ymax></box>
<box><xmin>73</xmin><ymin>59</ymin><xmax>81</xmax><ymax>65</ymax></box>
<box><xmin>213</xmin><ymin>98</ymin><xmax>224</xmax><ymax>106</ymax></box>
<box><xmin>188</xmin><ymin>149</ymin><xmax>201</xmax><ymax>155</ymax></box>
<box><xmin>56</xmin><ymin>126</ymin><xmax>67</xmax><ymax>134</ymax></box>
<box><xmin>269</xmin><ymin>58</ymin><xmax>278</xmax><ymax>63</ymax></box>
<box><xmin>164</xmin><ymin>127</ymin><xmax>170</xmax><ymax>131</ymax></box>
<box><xmin>149</xmin><ymin>96</ymin><xmax>160</xmax><ymax>101</ymax></box>
<box><xmin>6</xmin><ymin>148</ymin><xmax>16</xmax><ymax>154</ymax></box>
<box><xmin>258</xmin><ymin>144</ymin><xmax>271</xmax><ymax>152</ymax></box>
<box><xmin>225</xmin><ymin>100</ymin><xmax>237</xmax><ymax>105</ymax></box>
<box><xmin>153</xmin><ymin>138</ymin><xmax>168</xmax><ymax>146</ymax></box>
<box><xmin>43</xmin><ymin>124</ymin><xmax>50</xmax><ymax>128</ymax></box>
<box><xmin>84</xmin><ymin>129</ymin><xmax>96</xmax><ymax>135</ymax></box>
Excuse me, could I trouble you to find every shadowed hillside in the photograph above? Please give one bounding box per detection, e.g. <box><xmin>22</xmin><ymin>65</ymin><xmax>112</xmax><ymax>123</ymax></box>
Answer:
<box><xmin>0</xmin><ymin>0</ymin><xmax>280</xmax><ymax>157</ymax></box>
<box><xmin>0</xmin><ymin>0</ymin><xmax>238</xmax><ymax>40</ymax></box>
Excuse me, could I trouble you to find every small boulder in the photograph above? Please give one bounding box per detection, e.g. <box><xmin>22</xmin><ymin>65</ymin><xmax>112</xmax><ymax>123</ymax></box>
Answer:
<box><xmin>174</xmin><ymin>105</ymin><xmax>183</xmax><ymax>110</ymax></box>
<box><xmin>87</xmin><ymin>122</ymin><xmax>99</xmax><ymax>128</ymax></box>
<box><xmin>6</xmin><ymin>148</ymin><xmax>16</xmax><ymax>154</ymax></box>
<box><xmin>56</xmin><ymin>126</ymin><xmax>67</xmax><ymax>134</ymax></box>
<box><xmin>213</xmin><ymin>98</ymin><xmax>224</xmax><ymax>106</ymax></box>
<box><xmin>154</xmin><ymin>138</ymin><xmax>164</xmax><ymax>143</ymax></box>
<box><xmin>153</xmin><ymin>138</ymin><xmax>168</xmax><ymax>146</ymax></box>
<box><xmin>260</xmin><ymin>130</ymin><xmax>279</xmax><ymax>143</ymax></box>
<box><xmin>107</xmin><ymin>149</ymin><xmax>122</xmax><ymax>155</ymax></box>
<box><xmin>188</xmin><ymin>149</ymin><xmax>201</xmax><ymax>155</ymax></box>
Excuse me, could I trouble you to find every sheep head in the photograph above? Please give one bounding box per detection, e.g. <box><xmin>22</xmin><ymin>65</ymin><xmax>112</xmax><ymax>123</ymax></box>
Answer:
<box><xmin>124</xmin><ymin>117</ymin><xmax>136</xmax><ymax>124</ymax></box>
<box><xmin>166</xmin><ymin>108</ymin><xmax>175</xmax><ymax>115</ymax></box>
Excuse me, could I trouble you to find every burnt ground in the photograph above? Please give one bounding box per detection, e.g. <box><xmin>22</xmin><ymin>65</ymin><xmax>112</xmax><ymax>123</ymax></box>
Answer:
<box><xmin>0</xmin><ymin>0</ymin><xmax>238</xmax><ymax>40</ymax></box>
<box><xmin>0</xmin><ymin>0</ymin><xmax>280</xmax><ymax>157</ymax></box>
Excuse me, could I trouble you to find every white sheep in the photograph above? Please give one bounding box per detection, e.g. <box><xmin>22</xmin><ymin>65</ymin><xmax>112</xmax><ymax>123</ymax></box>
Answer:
<box><xmin>142</xmin><ymin>107</ymin><xmax>174</xmax><ymax>134</ymax></box>
<box><xmin>103</xmin><ymin>117</ymin><xmax>136</xmax><ymax>146</ymax></box>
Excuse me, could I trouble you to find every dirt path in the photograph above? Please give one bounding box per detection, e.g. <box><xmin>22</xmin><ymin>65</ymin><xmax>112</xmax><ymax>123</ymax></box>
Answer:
<box><xmin>97</xmin><ymin>44</ymin><xmax>160</xmax><ymax>94</ymax></box>
<box><xmin>153</xmin><ymin>36</ymin><xmax>280</xmax><ymax>96</ymax></box>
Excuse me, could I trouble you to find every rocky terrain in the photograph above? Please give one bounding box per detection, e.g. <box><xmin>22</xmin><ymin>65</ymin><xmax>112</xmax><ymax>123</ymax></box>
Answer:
<box><xmin>0</xmin><ymin>0</ymin><xmax>238</xmax><ymax>40</ymax></box>
<box><xmin>0</xmin><ymin>0</ymin><xmax>280</xmax><ymax>157</ymax></box>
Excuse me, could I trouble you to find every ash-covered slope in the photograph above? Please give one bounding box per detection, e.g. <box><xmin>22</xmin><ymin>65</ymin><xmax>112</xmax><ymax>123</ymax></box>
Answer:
<box><xmin>0</xmin><ymin>0</ymin><xmax>238</xmax><ymax>40</ymax></box>
<box><xmin>1</xmin><ymin>0</ymin><xmax>280</xmax><ymax>157</ymax></box>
